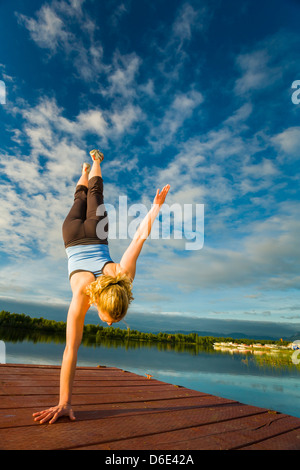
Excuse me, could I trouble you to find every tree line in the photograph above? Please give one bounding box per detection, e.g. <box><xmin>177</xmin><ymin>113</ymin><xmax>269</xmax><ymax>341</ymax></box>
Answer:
<box><xmin>0</xmin><ymin>310</ymin><xmax>214</xmax><ymax>347</ymax></box>
<box><xmin>0</xmin><ymin>310</ymin><xmax>288</xmax><ymax>347</ymax></box>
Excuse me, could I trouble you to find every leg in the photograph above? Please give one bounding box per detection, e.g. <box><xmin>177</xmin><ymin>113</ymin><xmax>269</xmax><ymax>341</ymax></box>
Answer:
<box><xmin>84</xmin><ymin>160</ymin><xmax>109</xmax><ymax>243</ymax></box>
<box><xmin>62</xmin><ymin>167</ymin><xmax>89</xmax><ymax>247</ymax></box>
<box><xmin>88</xmin><ymin>159</ymin><xmax>102</xmax><ymax>180</ymax></box>
<box><xmin>77</xmin><ymin>164</ymin><xmax>90</xmax><ymax>188</ymax></box>
<box><xmin>87</xmin><ymin>159</ymin><xmax>104</xmax><ymax>219</ymax></box>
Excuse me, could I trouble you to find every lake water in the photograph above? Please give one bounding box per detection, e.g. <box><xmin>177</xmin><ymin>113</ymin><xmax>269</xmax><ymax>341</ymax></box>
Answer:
<box><xmin>2</xmin><ymin>334</ymin><xmax>300</xmax><ymax>419</ymax></box>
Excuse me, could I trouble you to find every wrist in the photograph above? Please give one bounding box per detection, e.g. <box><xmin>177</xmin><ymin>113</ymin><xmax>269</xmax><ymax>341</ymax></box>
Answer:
<box><xmin>58</xmin><ymin>400</ymin><xmax>71</xmax><ymax>407</ymax></box>
<box><xmin>151</xmin><ymin>203</ymin><xmax>161</xmax><ymax>215</ymax></box>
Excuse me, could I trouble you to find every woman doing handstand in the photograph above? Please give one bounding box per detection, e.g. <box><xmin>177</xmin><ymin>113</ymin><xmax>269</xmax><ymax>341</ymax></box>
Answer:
<box><xmin>33</xmin><ymin>149</ymin><xmax>170</xmax><ymax>424</ymax></box>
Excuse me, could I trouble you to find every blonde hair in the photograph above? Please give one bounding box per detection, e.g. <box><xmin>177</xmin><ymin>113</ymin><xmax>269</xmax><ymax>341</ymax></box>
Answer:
<box><xmin>85</xmin><ymin>272</ymin><xmax>134</xmax><ymax>322</ymax></box>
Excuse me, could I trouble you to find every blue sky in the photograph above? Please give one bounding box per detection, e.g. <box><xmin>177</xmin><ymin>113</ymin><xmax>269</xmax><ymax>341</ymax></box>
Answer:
<box><xmin>0</xmin><ymin>0</ymin><xmax>300</xmax><ymax>332</ymax></box>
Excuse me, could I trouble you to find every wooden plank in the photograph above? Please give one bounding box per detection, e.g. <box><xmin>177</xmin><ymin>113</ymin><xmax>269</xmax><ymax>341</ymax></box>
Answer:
<box><xmin>0</xmin><ymin>383</ymin><xmax>184</xmax><ymax>396</ymax></box>
<box><xmin>236</xmin><ymin>427</ymin><xmax>300</xmax><ymax>450</ymax></box>
<box><xmin>0</xmin><ymin>369</ymin><xmax>147</xmax><ymax>377</ymax></box>
<box><xmin>0</xmin><ymin>395</ymin><xmax>237</xmax><ymax>429</ymax></box>
<box><xmin>0</xmin><ymin>364</ymin><xmax>117</xmax><ymax>370</ymax></box>
<box><xmin>0</xmin><ymin>404</ymin><xmax>266</xmax><ymax>450</ymax></box>
<box><xmin>0</xmin><ymin>388</ymin><xmax>207</xmax><ymax>409</ymax></box>
<box><xmin>76</xmin><ymin>414</ymin><xmax>300</xmax><ymax>450</ymax></box>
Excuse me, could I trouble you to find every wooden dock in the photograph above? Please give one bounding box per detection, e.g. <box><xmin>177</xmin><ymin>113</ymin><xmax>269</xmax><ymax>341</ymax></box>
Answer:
<box><xmin>1</xmin><ymin>363</ymin><xmax>300</xmax><ymax>450</ymax></box>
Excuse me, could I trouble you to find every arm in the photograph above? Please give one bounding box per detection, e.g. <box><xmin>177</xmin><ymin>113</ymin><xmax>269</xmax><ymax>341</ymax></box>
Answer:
<box><xmin>32</xmin><ymin>289</ymin><xmax>90</xmax><ymax>424</ymax></box>
<box><xmin>119</xmin><ymin>185</ymin><xmax>170</xmax><ymax>280</ymax></box>
<box><xmin>59</xmin><ymin>292</ymin><xmax>90</xmax><ymax>406</ymax></box>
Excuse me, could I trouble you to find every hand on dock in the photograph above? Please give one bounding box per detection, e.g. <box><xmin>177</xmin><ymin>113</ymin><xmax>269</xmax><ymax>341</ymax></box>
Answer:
<box><xmin>32</xmin><ymin>403</ymin><xmax>76</xmax><ymax>424</ymax></box>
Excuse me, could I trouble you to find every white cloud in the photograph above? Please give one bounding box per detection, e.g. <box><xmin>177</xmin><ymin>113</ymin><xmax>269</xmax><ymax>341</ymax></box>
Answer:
<box><xmin>235</xmin><ymin>50</ymin><xmax>274</xmax><ymax>95</ymax></box>
<box><xmin>149</xmin><ymin>100</ymin><xmax>279</xmax><ymax>209</ymax></box>
<box><xmin>109</xmin><ymin>104</ymin><xmax>144</xmax><ymax>135</ymax></box>
<box><xmin>224</xmin><ymin>103</ymin><xmax>253</xmax><ymax>127</ymax></box>
<box><xmin>0</xmin><ymin>254</ymin><xmax>70</xmax><ymax>304</ymax></box>
<box><xmin>16</xmin><ymin>0</ymin><xmax>106</xmax><ymax>81</ymax></box>
<box><xmin>241</xmin><ymin>157</ymin><xmax>278</xmax><ymax>179</ymax></box>
<box><xmin>171</xmin><ymin>2</ymin><xmax>212</xmax><ymax>48</ymax></box>
<box><xmin>77</xmin><ymin>110</ymin><xmax>108</xmax><ymax>139</ymax></box>
<box><xmin>272</xmin><ymin>127</ymin><xmax>300</xmax><ymax>160</ymax></box>
<box><xmin>17</xmin><ymin>5</ymin><xmax>70</xmax><ymax>53</ymax></box>
<box><xmin>110</xmin><ymin>2</ymin><xmax>130</xmax><ymax>27</ymax></box>
<box><xmin>149</xmin><ymin>89</ymin><xmax>204</xmax><ymax>149</ymax></box>
<box><xmin>56</xmin><ymin>0</ymin><xmax>85</xmax><ymax>17</ymax></box>
<box><xmin>234</xmin><ymin>30</ymin><xmax>299</xmax><ymax>97</ymax></box>
<box><xmin>238</xmin><ymin>157</ymin><xmax>280</xmax><ymax>195</ymax></box>
<box><xmin>172</xmin><ymin>3</ymin><xmax>201</xmax><ymax>43</ymax></box>
<box><xmin>103</xmin><ymin>53</ymin><xmax>141</xmax><ymax>99</ymax></box>
<box><xmin>150</xmin><ymin>2</ymin><xmax>213</xmax><ymax>85</ymax></box>
<box><xmin>0</xmin><ymin>97</ymin><xmax>105</xmax><ymax>266</ymax></box>
<box><xmin>0</xmin><ymin>93</ymin><xmax>141</xmax><ymax>277</ymax></box>
<box><xmin>18</xmin><ymin>97</ymin><xmax>108</xmax><ymax>152</ymax></box>
<box><xmin>145</xmin><ymin>202</ymin><xmax>300</xmax><ymax>293</ymax></box>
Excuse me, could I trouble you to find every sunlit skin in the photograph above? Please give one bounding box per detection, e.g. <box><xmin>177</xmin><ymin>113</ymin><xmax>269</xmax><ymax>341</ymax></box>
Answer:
<box><xmin>32</xmin><ymin>156</ymin><xmax>170</xmax><ymax>424</ymax></box>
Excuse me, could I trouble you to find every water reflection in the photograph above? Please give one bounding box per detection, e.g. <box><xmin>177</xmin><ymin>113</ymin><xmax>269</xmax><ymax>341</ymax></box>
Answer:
<box><xmin>1</xmin><ymin>327</ymin><xmax>300</xmax><ymax>372</ymax></box>
<box><xmin>0</xmin><ymin>327</ymin><xmax>214</xmax><ymax>355</ymax></box>
<box><xmin>0</xmin><ymin>327</ymin><xmax>65</xmax><ymax>345</ymax></box>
